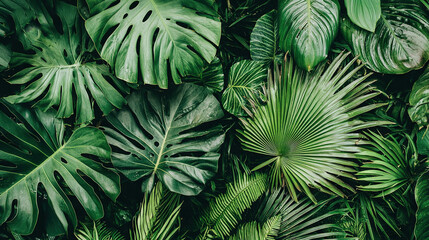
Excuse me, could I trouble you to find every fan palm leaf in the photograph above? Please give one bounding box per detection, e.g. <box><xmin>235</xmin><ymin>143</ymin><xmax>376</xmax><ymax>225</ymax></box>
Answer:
<box><xmin>239</xmin><ymin>52</ymin><xmax>389</xmax><ymax>202</ymax></box>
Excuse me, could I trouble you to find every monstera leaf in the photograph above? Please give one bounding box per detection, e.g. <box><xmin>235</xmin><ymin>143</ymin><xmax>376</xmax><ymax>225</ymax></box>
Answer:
<box><xmin>279</xmin><ymin>0</ymin><xmax>340</xmax><ymax>71</ymax></box>
<box><xmin>103</xmin><ymin>83</ymin><xmax>225</xmax><ymax>196</ymax></box>
<box><xmin>83</xmin><ymin>0</ymin><xmax>221</xmax><ymax>89</ymax></box>
<box><xmin>1</xmin><ymin>1</ymin><xmax>129</xmax><ymax>123</ymax></box>
<box><xmin>415</xmin><ymin>171</ymin><xmax>429</xmax><ymax>240</ymax></box>
<box><xmin>409</xmin><ymin>66</ymin><xmax>429</xmax><ymax>128</ymax></box>
<box><xmin>345</xmin><ymin>0</ymin><xmax>381</xmax><ymax>32</ymax></box>
<box><xmin>341</xmin><ymin>0</ymin><xmax>429</xmax><ymax>74</ymax></box>
<box><xmin>222</xmin><ymin>60</ymin><xmax>267</xmax><ymax>116</ymax></box>
<box><xmin>0</xmin><ymin>9</ymin><xmax>10</xmax><ymax>70</ymax></box>
<box><xmin>0</xmin><ymin>101</ymin><xmax>120</xmax><ymax>235</ymax></box>
<box><xmin>250</xmin><ymin>10</ymin><xmax>281</xmax><ymax>65</ymax></box>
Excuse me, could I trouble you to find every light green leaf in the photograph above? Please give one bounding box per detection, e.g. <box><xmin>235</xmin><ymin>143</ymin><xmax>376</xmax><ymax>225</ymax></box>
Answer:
<box><xmin>103</xmin><ymin>83</ymin><xmax>225</xmax><ymax>196</ymax></box>
<box><xmin>250</xmin><ymin>10</ymin><xmax>280</xmax><ymax>65</ymax></box>
<box><xmin>222</xmin><ymin>60</ymin><xmax>267</xmax><ymax>116</ymax></box>
<box><xmin>415</xmin><ymin>171</ymin><xmax>429</xmax><ymax>240</ymax></box>
<box><xmin>341</xmin><ymin>0</ymin><xmax>429</xmax><ymax>74</ymax></box>
<box><xmin>84</xmin><ymin>0</ymin><xmax>221</xmax><ymax>88</ymax></box>
<box><xmin>279</xmin><ymin>0</ymin><xmax>340</xmax><ymax>71</ymax></box>
<box><xmin>409</xmin><ymin>66</ymin><xmax>429</xmax><ymax>128</ymax></box>
<box><xmin>345</xmin><ymin>0</ymin><xmax>381</xmax><ymax>32</ymax></box>
<box><xmin>1</xmin><ymin>1</ymin><xmax>129</xmax><ymax>123</ymax></box>
<box><xmin>0</xmin><ymin>101</ymin><xmax>120</xmax><ymax>235</ymax></box>
<box><xmin>239</xmin><ymin>53</ymin><xmax>385</xmax><ymax>202</ymax></box>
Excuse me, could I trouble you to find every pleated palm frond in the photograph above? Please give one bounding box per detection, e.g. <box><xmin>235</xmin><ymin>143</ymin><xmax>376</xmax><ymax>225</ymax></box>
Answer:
<box><xmin>74</xmin><ymin>221</ymin><xmax>125</xmax><ymax>240</ymax></box>
<box><xmin>131</xmin><ymin>182</ymin><xmax>181</xmax><ymax>240</ymax></box>
<box><xmin>239</xmin><ymin>52</ymin><xmax>390</xmax><ymax>202</ymax></box>
<box><xmin>228</xmin><ymin>216</ymin><xmax>281</xmax><ymax>240</ymax></box>
<box><xmin>198</xmin><ymin>172</ymin><xmax>268</xmax><ymax>239</ymax></box>
<box><xmin>357</xmin><ymin>131</ymin><xmax>418</xmax><ymax>198</ymax></box>
<box><xmin>256</xmin><ymin>189</ymin><xmax>347</xmax><ymax>239</ymax></box>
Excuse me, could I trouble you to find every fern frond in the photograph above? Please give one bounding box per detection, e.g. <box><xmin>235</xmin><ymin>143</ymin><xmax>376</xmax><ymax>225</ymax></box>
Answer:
<box><xmin>74</xmin><ymin>221</ymin><xmax>125</xmax><ymax>240</ymax></box>
<box><xmin>199</xmin><ymin>172</ymin><xmax>268</xmax><ymax>238</ymax></box>
<box><xmin>228</xmin><ymin>216</ymin><xmax>281</xmax><ymax>240</ymax></box>
<box><xmin>131</xmin><ymin>182</ymin><xmax>181</xmax><ymax>240</ymax></box>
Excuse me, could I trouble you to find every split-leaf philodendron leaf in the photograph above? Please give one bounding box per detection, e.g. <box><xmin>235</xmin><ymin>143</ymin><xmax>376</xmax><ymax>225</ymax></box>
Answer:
<box><xmin>279</xmin><ymin>0</ymin><xmax>340</xmax><ymax>71</ymax></box>
<box><xmin>0</xmin><ymin>101</ymin><xmax>120</xmax><ymax>235</ymax></box>
<box><xmin>83</xmin><ymin>0</ymin><xmax>221</xmax><ymax>89</ymax></box>
<box><xmin>1</xmin><ymin>1</ymin><xmax>129</xmax><ymax>123</ymax></box>
<box><xmin>103</xmin><ymin>83</ymin><xmax>225</xmax><ymax>196</ymax></box>
<box><xmin>341</xmin><ymin>0</ymin><xmax>429</xmax><ymax>74</ymax></box>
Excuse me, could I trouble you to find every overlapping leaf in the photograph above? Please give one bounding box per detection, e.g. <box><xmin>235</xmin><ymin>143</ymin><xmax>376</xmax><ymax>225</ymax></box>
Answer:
<box><xmin>222</xmin><ymin>60</ymin><xmax>267</xmax><ymax>116</ymax></box>
<box><xmin>84</xmin><ymin>0</ymin><xmax>221</xmax><ymax>88</ymax></box>
<box><xmin>409</xmin><ymin>66</ymin><xmax>429</xmax><ymax>128</ymax></box>
<box><xmin>345</xmin><ymin>0</ymin><xmax>381</xmax><ymax>32</ymax></box>
<box><xmin>103</xmin><ymin>83</ymin><xmax>225</xmax><ymax>196</ymax></box>
<box><xmin>250</xmin><ymin>10</ymin><xmax>280</xmax><ymax>65</ymax></box>
<box><xmin>341</xmin><ymin>0</ymin><xmax>429</xmax><ymax>74</ymax></box>
<box><xmin>184</xmin><ymin>57</ymin><xmax>224</xmax><ymax>92</ymax></box>
<box><xmin>0</xmin><ymin>101</ymin><xmax>120</xmax><ymax>235</ymax></box>
<box><xmin>279</xmin><ymin>0</ymin><xmax>340</xmax><ymax>71</ymax></box>
<box><xmin>415</xmin><ymin>171</ymin><xmax>429</xmax><ymax>240</ymax></box>
<box><xmin>1</xmin><ymin>0</ymin><xmax>129</xmax><ymax>123</ymax></box>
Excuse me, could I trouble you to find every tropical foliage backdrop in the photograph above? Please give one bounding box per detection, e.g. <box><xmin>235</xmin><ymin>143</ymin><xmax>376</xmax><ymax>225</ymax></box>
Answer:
<box><xmin>0</xmin><ymin>0</ymin><xmax>428</xmax><ymax>239</ymax></box>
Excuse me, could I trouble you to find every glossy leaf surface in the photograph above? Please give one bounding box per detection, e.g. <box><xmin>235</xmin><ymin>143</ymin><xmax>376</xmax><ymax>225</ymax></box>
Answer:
<box><xmin>345</xmin><ymin>0</ymin><xmax>381</xmax><ymax>32</ymax></box>
<box><xmin>279</xmin><ymin>0</ymin><xmax>340</xmax><ymax>70</ymax></box>
<box><xmin>341</xmin><ymin>0</ymin><xmax>429</xmax><ymax>74</ymax></box>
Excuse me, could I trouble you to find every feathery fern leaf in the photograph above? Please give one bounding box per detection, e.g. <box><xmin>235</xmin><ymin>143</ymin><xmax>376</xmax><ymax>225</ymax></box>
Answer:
<box><xmin>239</xmin><ymin>52</ymin><xmax>390</xmax><ymax>202</ymax></box>
<box><xmin>199</xmin><ymin>172</ymin><xmax>268</xmax><ymax>238</ymax></box>
<box><xmin>131</xmin><ymin>182</ymin><xmax>181</xmax><ymax>240</ymax></box>
<box><xmin>74</xmin><ymin>221</ymin><xmax>125</xmax><ymax>240</ymax></box>
<box><xmin>228</xmin><ymin>216</ymin><xmax>281</xmax><ymax>240</ymax></box>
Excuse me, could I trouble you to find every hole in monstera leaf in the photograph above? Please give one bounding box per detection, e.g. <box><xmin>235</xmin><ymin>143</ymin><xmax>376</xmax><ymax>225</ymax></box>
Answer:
<box><xmin>176</xmin><ymin>21</ymin><xmax>192</xmax><ymax>30</ymax></box>
<box><xmin>167</xmin><ymin>144</ymin><xmax>173</xmax><ymax>148</ymax></box>
<box><xmin>142</xmin><ymin>10</ymin><xmax>152</xmax><ymax>22</ymax></box>
<box><xmin>75</xmin><ymin>44</ymin><xmax>81</xmax><ymax>56</ymax></box>
<box><xmin>6</xmin><ymin>199</ymin><xmax>18</xmax><ymax>222</ymax></box>
<box><xmin>63</xmin><ymin>49</ymin><xmax>68</xmax><ymax>58</ymax></box>
<box><xmin>100</xmin><ymin>24</ymin><xmax>120</xmax><ymax>47</ymax></box>
<box><xmin>136</xmin><ymin>35</ymin><xmax>141</xmax><ymax>55</ymax></box>
<box><xmin>111</xmin><ymin>144</ymin><xmax>132</xmax><ymax>155</ymax></box>
<box><xmin>164</xmin><ymin>155</ymin><xmax>168</xmax><ymax>158</ymax></box>
<box><xmin>60</xmin><ymin>158</ymin><xmax>68</xmax><ymax>164</ymax></box>
<box><xmin>108</xmin><ymin>0</ymin><xmax>120</xmax><ymax>9</ymax></box>
<box><xmin>123</xmin><ymin>13</ymin><xmax>128</xmax><ymax>19</ymax></box>
<box><xmin>166</xmin><ymin>18</ymin><xmax>170</xmax><ymax>21</ymax></box>
<box><xmin>50</xmin><ymin>13</ymin><xmax>64</xmax><ymax>35</ymax></box>
<box><xmin>125</xmin><ymin>25</ymin><xmax>133</xmax><ymax>39</ymax></box>
<box><xmin>129</xmin><ymin>1</ymin><xmax>139</xmax><ymax>10</ymax></box>
<box><xmin>0</xmin><ymin>159</ymin><xmax>17</xmax><ymax>168</ymax></box>
<box><xmin>40</xmin><ymin>57</ymin><xmax>47</xmax><ymax>63</ymax></box>
<box><xmin>154</xmin><ymin>141</ymin><xmax>159</xmax><ymax>147</ymax></box>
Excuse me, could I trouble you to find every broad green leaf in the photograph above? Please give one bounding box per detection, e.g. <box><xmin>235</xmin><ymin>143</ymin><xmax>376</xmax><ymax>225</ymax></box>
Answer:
<box><xmin>345</xmin><ymin>0</ymin><xmax>381</xmax><ymax>32</ymax></box>
<box><xmin>279</xmin><ymin>0</ymin><xmax>340</xmax><ymax>71</ymax></box>
<box><xmin>1</xmin><ymin>1</ymin><xmax>129</xmax><ymax>123</ymax></box>
<box><xmin>415</xmin><ymin>171</ymin><xmax>429</xmax><ymax>240</ymax></box>
<box><xmin>341</xmin><ymin>0</ymin><xmax>429</xmax><ymax>74</ymax></box>
<box><xmin>184</xmin><ymin>57</ymin><xmax>224</xmax><ymax>92</ymax></box>
<box><xmin>0</xmin><ymin>101</ymin><xmax>120</xmax><ymax>235</ymax></box>
<box><xmin>84</xmin><ymin>0</ymin><xmax>221</xmax><ymax>88</ymax></box>
<box><xmin>0</xmin><ymin>9</ymin><xmax>10</xmax><ymax>70</ymax></box>
<box><xmin>0</xmin><ymin>43</ymin><xmax>10</xmax><ymax>70</ymax></box>
<box><xmin>250</xmin><ymin>10</ymin><xmax>281</xmax><ymax>65</ymax></box>
<box><xmin>222</xmin><ymin>60</ymin><xmax>267</xmax><ymax>116</ymax></box>
<box><xmin>416</xmin><ymin>130</ymin><xmax>429</xmax><ymax>156</ymax></box>
<box><xmin>409</xmin><ymin>66</ymin><xmax>429</xmax><ymax>128</ymax></box>
<box><xmin>103</xmin><ymin>83</ymin><xmax>225</xmax><ymax>196</ymax></box>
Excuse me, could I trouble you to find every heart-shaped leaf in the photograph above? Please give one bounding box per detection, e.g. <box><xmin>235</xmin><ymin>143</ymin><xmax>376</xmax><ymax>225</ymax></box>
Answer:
<box><xmin>84</xmin><ymin>0</ymin><xmax>221</xmax><ymax>88</ymax></box>
<box><xmin>345</xmin><ymin>0</ymin><xmax>381</xmax><ymax>32</ymax></box>
<box><xmin>0</xmin><ymin>101</ymin><xmax>120</xmax><ymax>235</ymax></box>
<box><xmin>279</xmin><ymin>0</ymin><xmax>340</xmax><ymax>71</ymax></box>
<box><xmin>103</xmin><ymin>83</ymin><xmax>225</xmax><ymax>196</ymax></box>
<box><xmin>341</xmin><ymin>0</ymin><xmax>429</xmax><ymax>74</ymax></box>
<box><xmin>409</xmin><ymin>66</ymin><xmax>429</xmax><ymax>128</ymax></box>
<box><xmin>2</xmin><ymin>1</ymin><xmax>129</xmax><ymax>123</ymax></box>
